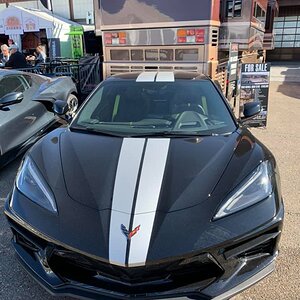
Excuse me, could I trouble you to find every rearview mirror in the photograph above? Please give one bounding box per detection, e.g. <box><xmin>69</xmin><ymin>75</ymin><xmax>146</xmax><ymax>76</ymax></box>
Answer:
<box><xmin>0</xmin><ymin>92</ymin><xmax>23</xmax><ymax>108</ymax></box>
<box><xmin>241</xmin><ymin>102</ymin><xmax>261</xmax><ymax>122</ymax></box>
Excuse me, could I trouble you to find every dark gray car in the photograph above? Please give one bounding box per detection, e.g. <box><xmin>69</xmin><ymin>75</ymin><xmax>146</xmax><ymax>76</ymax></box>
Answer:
<box><xmin>0</xmin><ymin>69</ymin><xmax>78</xmax><ymax>168</ymax></box>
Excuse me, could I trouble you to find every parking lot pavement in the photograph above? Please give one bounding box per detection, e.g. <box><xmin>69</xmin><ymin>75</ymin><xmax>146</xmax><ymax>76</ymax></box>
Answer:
<box><xmin>0</xmin><ymin>74</ymin><xmax>299</xmax><ymax>300</ymax></box>
<box><xmin>0</xmin><ymin>159</ymin><xmax>74</xmax><ymax>300</ymax></box>
<box><xmin>233</xmin><ymin>80</ymin><xmax>300</xmax><ymax>299</ymax></box>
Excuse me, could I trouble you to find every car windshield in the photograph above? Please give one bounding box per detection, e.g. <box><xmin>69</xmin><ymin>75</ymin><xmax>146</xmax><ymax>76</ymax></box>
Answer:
<box><xmin>71</xmin><ymin>80</ymin><xmax>237</xmax><ymax>137</ymax></box>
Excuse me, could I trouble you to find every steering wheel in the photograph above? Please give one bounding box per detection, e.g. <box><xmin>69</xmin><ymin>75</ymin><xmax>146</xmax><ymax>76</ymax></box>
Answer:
<box><xmin>173</xmin><ymin>111</ymin><xmax>208</xmax><ymax>130</ymax></box>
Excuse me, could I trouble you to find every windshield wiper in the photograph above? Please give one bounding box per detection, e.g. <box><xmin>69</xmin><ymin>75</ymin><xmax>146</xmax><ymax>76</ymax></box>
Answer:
<box><xmin>70</xmin><ymin>126</ymin><xmax>124</xmax><ymax>137</ymax></box>
<box><xmin>130</xmin><ymin>131</ymin><xmax>219</xmax><ymax>137</ymax></box>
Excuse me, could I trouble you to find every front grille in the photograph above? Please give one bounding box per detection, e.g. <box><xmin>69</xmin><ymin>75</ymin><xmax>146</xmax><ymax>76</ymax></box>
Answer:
<box><xmin>48</xmin><ymin>249</ymin><xmax>223</xmax><ymax>294</ymax></box>
<box><xmin>223</xmin><ymin>228</ymin><xmax>280</xmax><ymax>260</ymax></box>
<box><xmin>11</xmin><ymin>222</ymin><xmax>48</xmax><ymax>251</ymax></box>
<box><xmin>8</xmin><ymin>218</ymin><xmax>223</xmax><ymax>295</ymax></box>
<box><xmin>237</xmin><ymin>238</ymin><xmax>276</xmax><ymax>258</ymax></box>
<box><xmin>14</xmin><ymin>230</ymin><xmax>39</xmax><ymax>252</ymax></box>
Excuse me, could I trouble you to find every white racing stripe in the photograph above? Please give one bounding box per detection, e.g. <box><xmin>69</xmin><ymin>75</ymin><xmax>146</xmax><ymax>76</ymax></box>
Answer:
<box><xmin>128</xmin><ymin>138</ymin><xmax>170</xmax><ymax>266</ymax></box>
<box><xmin>136</xmin><ymin>72</ymin><xmax>157</xmax><ymax>82</ymax></box>
<box><xmin>109</xmin><ymin>138</ymin><xmax>145</xmax><ymax>266</ymax></box>
<box><xmin>128</xmin><ymin>212</ymin><xmax>157</xmax><ymax>267</ymax></box>
<box><xmin>156</xmin><ymin>72</ymin><xmax>175</xmax><ymax>82</ymax></box>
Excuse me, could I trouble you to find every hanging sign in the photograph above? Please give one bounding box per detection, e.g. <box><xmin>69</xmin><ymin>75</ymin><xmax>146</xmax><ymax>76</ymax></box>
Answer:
<box><xmin>49</xmin><ymin>38</ymin><xmax>61</xmax><ymax>59</ymax></box>
<box><xmin>22</xmin><ymin>13</ymin><xmax>39</xmax><ymax>32</ymax></box>
<box><xmin>69</xmin><ymin>26</ymin><xmax>83</xmax><ymax>58</ymax></box>
<box><xmin>3</xmin><ymin>9</ymin><xmax>23</xmax><ymax>35</ymax></box>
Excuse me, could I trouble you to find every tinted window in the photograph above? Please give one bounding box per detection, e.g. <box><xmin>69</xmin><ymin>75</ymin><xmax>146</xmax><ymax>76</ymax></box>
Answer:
<box><xmin>131</xmin><ymin>49</ymin><xmax>144</xmax><ymax>61</ymax></box>
<box><xmin>0</xmin><ymin>76</ymin><xmax>26</xmax><ymax>98</ymax></box>
<box><xmin>254</xmin><ymin>3</ymin><xmax>265</xmax><ymax>22</ymax></box>
<box><xmin>160</xmin><ymin>49</ymin><xmax>173</xmax><ymax>61</ymax></box>
<box><xmin>72</xmin><ymin>80</ymin><xmax>236</xmax><ymax>137</ymax></box>
<box><xmin>175</xmin><ymin>49</ymin><xmax>198</xmax><ymax>61</ymax></box>
<box><xmin>145</xmin><ymin>49</ymin><xmax>159</xmax><ymax>61</ymax></box>
<box><xmin>22</xmin><ymin>75</ymin><xmax>33</xmax><ymax>86</ymax></box>
<box><xmin>110</xmin><ymin>50</ymin><xmax>130</xmax><ymax>60</ymax></box>
<box><xmin>226</xmin><ymin>0</ymin><xmax>242</xmax><ymax>18</ymax></box>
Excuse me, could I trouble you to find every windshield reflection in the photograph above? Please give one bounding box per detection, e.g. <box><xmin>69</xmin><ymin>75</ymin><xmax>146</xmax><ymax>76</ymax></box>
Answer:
<box><xmin>71</xmin><ymin>80</ymin><xmax>236</xmax><ymax>137</ymax></box>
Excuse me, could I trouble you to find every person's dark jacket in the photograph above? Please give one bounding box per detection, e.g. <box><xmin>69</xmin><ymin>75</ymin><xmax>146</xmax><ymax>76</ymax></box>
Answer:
<box><xmin>0</xmin><ymin>53</ymin><xmax>9</xmax><ymax>64</ymax></box>
<box><xmin>5</xmin><ymin>51</ymin><xmax>28</xmax><ymax>69</ymax></box>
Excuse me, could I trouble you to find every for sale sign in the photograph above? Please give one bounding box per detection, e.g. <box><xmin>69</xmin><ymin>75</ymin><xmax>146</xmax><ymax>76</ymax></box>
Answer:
<box><xmin>240</xmin><ymin>63</ymin><xmax>270</xmax><ymax>127</ymax></box>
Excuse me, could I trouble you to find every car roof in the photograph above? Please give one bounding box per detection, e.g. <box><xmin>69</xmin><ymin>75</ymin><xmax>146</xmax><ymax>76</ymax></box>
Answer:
<box><xmin>0</xmin><ymin>69</ymin><xmax>25</xmax><ymax>77</ymax></box>
<box><xmin>0</xmin><ymin>69</ymin><xmax>50</xmax><ymax>80</ymax></box>
<box><xmin>106</xmin><ymin>71</ymin><xmax>211</xmax><ymax>82</ymax></box>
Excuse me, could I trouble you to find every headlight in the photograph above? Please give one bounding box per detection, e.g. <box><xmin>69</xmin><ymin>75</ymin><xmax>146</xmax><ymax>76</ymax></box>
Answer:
<box><xmin>16</xmin><ymin>156</ymin><xmax>57</xmax><ymax>213</ymax></box>
<box><xmin>214</xmin><ymin>161</ymin><xmax>272</xmax><ymax>220</ymax></box>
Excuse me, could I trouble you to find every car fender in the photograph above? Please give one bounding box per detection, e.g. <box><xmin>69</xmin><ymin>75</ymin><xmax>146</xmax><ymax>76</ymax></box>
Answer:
<box><xmin>32</xmin><ymin>77</ymin><xmax>77</xmax><ymax>104</ymax></box>
<box><xmin>32</xmin><ymin>77</ymin><xmax>77</xmax><ymax>111</ymax></box>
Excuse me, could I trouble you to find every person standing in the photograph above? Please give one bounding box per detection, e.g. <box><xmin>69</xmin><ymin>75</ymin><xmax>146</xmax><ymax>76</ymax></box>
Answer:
<box><xmin>5</xmin><ymin>44</ymin><xmax>28</xmax><ymax>69</ymax></box>
<box><xmin>0</xmin><ymin>44</ymin><xmax>10</xmax><ymax>65</ymax></box>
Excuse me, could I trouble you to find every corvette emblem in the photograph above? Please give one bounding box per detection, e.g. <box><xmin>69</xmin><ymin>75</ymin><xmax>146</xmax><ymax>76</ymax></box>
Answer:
<box><xmin>121</xmin><ymin>224</ymin><xmax>141</xmax><ymax>240</ymax></box>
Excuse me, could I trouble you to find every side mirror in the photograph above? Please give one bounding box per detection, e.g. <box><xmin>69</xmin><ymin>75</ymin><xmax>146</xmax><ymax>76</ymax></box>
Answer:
<box><xmin>0</xmin><ymin>92</ymin><xmax>23</xmax><ymax>108</ymax></box>
<box><xmin>53</xmin><ymin>100</ymin><xmax>72</xmax><ymax>123</ymax></box>
<box><xmin>241</xmin><ymin>102</ymin><xmax>261</xmax><ymax>122</ymax></box>
<box><xmin>53</xmin><ymin>100</ymin><xmax>69</xmax><ymax>115</ymax></box>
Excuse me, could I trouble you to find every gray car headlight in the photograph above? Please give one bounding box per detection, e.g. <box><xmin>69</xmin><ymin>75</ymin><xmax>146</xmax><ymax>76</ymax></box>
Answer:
<box><xmin>214</xmin><ymin>161</ymin><xmax>272</xmax><ymax>220</ymax></box>
<box><xmin>16</xmin><ymin>156</ymin><xmax>57</xmax><ymax>213</ymax></box>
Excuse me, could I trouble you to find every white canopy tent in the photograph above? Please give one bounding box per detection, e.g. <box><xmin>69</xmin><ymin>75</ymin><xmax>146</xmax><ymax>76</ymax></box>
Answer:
<box><xmin>0</xmin><ymin>5</ymin><xmax>84</xmax><ymax>58</ymax></box>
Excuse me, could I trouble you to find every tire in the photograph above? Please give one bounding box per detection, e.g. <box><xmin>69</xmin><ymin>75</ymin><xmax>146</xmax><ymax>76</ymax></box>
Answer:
<box><xmin>67</xmin><ymin>94</ymin><xmax>79</xmax><ymax>116</ymax></box>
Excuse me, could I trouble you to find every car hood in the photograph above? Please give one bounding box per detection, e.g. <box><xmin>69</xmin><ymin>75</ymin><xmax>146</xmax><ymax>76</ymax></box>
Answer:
<box><xmin>55</xmin><ymin>129</ymin><xmax>239</xmax><ymax>213</ymax></box>
<box><xmin>21</xmin><ymin>127</ymin><xmax>272</xmax><ymax>265</ymax></box>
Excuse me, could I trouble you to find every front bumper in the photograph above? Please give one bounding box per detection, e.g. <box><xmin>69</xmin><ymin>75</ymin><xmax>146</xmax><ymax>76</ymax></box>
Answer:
<box><xmin>5</xmin><ymin>197</ymin><xmax>284</xmax><ymax>300</ymax></box>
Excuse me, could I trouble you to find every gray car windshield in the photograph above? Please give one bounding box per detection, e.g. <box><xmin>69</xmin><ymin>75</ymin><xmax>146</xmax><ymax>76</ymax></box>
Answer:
<box><xmin>71</xmin><ymin>80</ymin><xmax>236</xmax><ymax>137</ymax></box>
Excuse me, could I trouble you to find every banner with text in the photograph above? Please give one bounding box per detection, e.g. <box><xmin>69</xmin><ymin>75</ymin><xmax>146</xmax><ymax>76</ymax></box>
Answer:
<box><xmin>240</xmin><ymin>63</ymin><xmax>270</xmax><ymax>127</ymax></box>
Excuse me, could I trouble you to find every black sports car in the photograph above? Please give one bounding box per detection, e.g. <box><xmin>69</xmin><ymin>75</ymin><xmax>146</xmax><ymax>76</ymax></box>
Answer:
<box><xmin>0</xmin><ymin>69</ymin><xmax>78</xmax><ymax>168</ymax></box>
<box><xmin>5</xmin><ymin>72</ymin><xmax>284</xmax><ymax>300</ymax></box>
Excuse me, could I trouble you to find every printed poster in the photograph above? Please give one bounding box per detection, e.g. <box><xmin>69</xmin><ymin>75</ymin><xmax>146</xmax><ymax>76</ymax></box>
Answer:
<box><xmin>240</xmin><ymin>63</ymin><xmax>271</xmax><ymax>127</ymax></box>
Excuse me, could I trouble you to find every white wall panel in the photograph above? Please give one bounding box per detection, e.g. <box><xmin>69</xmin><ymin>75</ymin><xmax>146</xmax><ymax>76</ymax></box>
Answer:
<box><xmin>10</xmin><ymin>1</ymin><xmax>39</xmax><ymax>9</ymax></box>
<box><xmin>51</xmin><ymin>0</ymin><xmax>70</xmax><ymax>19</ymax></box>
<box><xmin>0</xmin><ymin>4</ymin><xmax>6</xmax><ymax>12</ymax></box>
<box><xmin>73</xmin><ymin>0</ymin><xmax>93</xmax><ymax>22</ymax></box>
